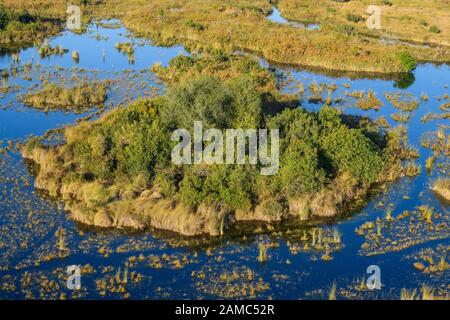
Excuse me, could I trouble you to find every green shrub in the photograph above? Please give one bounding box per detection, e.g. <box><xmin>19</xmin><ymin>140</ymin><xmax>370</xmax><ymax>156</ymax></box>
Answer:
<box><xmin>279</xmin><ymin>138</ymin><xmax>326</xmax><ymax>198</ymax></box>
<box><xmin>186</xmin><ymin>19</ymin><xmax>205</xmax><ymax>31</ymax></box>
<box><xmin>0</xmin><ymin>5</ymin><xmax>10</xmax><ymax>30</ymax></box>
<box><xmin>396</xmin><ymin>51</ymin><xmax>417</xmax><ymax>72</ymax></box>
<box><xmin>346</xmin><ymin>13</ymin><xmax>364</xmax><ymax>23</ymax></box>
<box><xmin>179</xmin><ymin>167</ymin><xmax>206</xmax><ymax>209</ymax></box>
<box><xmin>168</xmin><ymin>55</ymin><xmax>195</xmax><ymax>71</ymax></box>
<box><xmin>201</xmin><ymin>165</ymin><xmax>255</xmax><ymax>210</ymax></box>
<box><xmin>429</xmin><ymin>26</ymin><xmax>441</xmax><ymax>34</ymax></box>
<box><xmin>69</xmin><ymin>98</ymin><xmax>170</xmax><ymax>183</ymax></box>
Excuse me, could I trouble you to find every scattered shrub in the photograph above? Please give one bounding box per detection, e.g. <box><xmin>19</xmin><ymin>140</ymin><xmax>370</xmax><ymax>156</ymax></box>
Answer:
<box><xmin>396</xmin><ymin>51</ymin><xmax>417</xmax><ymax>72</ymax></box>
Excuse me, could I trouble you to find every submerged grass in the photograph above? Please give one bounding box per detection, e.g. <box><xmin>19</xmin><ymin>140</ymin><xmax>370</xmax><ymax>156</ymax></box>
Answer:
<box><xmin>431</xmin><ymin>178</ymin><xmax>450</xmax><ymax>201</ymax></box>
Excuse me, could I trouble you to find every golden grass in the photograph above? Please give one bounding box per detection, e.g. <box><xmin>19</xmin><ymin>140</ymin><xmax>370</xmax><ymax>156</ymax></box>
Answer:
<box><xmin>279</xmin><ymin>0</ymin><xmax>450</xmax><ymax>46</ymax></box>
<box><xmin>431</xmin><ymin>178</ymin><xmax>450</xmax><ymax>201</ymax></box>
<box><xmin>3</xmin><ymin>0</ymin><xmax>450</xmax><ymax>73</ymax></box>
<box><xmin>22</xmin><ymin>82</ymin><xmax>108</xmax><ymax>112</ymax></box>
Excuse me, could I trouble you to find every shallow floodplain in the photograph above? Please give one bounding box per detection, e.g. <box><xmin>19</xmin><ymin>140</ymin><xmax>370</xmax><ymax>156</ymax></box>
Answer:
<box><xmin>0</xmin><ymin>21</ymin><xmax>449</xmax><ymax>300</ymax></box>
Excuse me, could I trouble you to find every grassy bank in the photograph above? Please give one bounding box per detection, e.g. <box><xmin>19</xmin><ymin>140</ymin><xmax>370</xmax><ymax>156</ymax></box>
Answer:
<box><xmin>3</xmin><ymin>0</ymin><xmax>449</xmax><ymax>73</ymax></box>
<box><xmin>0</xmin><ymin>3</ymin><xmax>62</xmax><ymax>51</ymax></box>
<box><xmin>278</xmin><ymin>0</ymin><xmax>449</xmax><ymax>47</ymax></box>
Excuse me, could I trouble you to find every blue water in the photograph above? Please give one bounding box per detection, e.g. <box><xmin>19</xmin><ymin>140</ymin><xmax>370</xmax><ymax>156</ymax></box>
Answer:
<box><xmin>0</xmin><ymin>20</ymin><xmax>448</xmax><ymax>299</ymax></box>
<box><xmin>267</xmin><ymin>6</ymin><xmax>320</xmax><ymax>30</ymax></box>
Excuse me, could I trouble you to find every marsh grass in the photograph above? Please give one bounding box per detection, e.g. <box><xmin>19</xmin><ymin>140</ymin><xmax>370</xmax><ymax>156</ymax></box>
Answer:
<box><xmin>258</xmin><ymin>243</ymin><xmax>268</xmax><ymax>263</ymax></box>
<box><xmin>115</xmin><ymin>42</ymin><xmax>134</xmax><ymax>54</ymax></box>
<box><xmin>385</xmin><ymin>208</ymin><xmax>393</xmax><ymax>222</ymax></box>
<box><xmin>403</xmin><ymin>162</ymin><xmax>421</xmax><ymax>177</ymax></box>
<box><xmin>355</xmin><ymin>90</ymin><xmax>383</xmax><ymax>111</ymax></box>
<box><xmin>329</xmin><ymin>282</ymin><xmax>337</xmax><ymax>300</ymax></box>
<box><xmin>391</xmin><ymin>112</ymin><xmax>410</xmax><ymax>123</ymax></box>
<box><xmin>401</xmin><ymin>288</ymin><xmax>417</xmax><ymax>300</ymax></box>
<box><xmin>421</xmin><ymin>285</ymin><xmax>435</xmax><ymax>300</ymax></box>
<box><xmin>385</xmin><ymin>92</ymin><xmax>419</xmax><ymax>112</ymax></box>
<box><xmin>418</xmin><ymin>206</ymin><xmax>433</xmax><ymax>224</ymax></box>
<box><xmin>431</xmin><ymin>178</ymin><xmax>450</xmax><ymax>201</ymax></box>
<box><xmin>3</xmin><ymin>0</ymin><xmax>449</xmax><ymax>73</ymax></box>
<box><xmin>22</xmin><ymin>81</ymin><xmax>108</xmax><ymax>112</ymax></box>
<box><xmin>38</xmin><ymin>40</ymin><xmax>68</xmax><ymax>58</ymax></box>
<box><xmin>72</xmin><ymin>50</ymin><xmax>79</xmax><ymax>63</ymax></box>
<box><xmin>425</xmin><ymin>156</ymin><xmax>435</xmax><ymax>172</ymax></box>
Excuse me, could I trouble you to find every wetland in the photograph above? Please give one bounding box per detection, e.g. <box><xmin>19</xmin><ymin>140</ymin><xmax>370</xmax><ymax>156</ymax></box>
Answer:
<box><xmin>0</xmin><ymin>1</ymin><xmax>449</xmax><ymax>300</ymax></box>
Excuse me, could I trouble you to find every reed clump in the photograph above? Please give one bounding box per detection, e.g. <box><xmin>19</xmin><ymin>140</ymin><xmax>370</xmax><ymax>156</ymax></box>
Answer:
<box><xmin>22</xmin><ymin>81</ymin><xmax>108</xmax><ymax>112</ymax></box>
<box><xmin>38</xmin><ymin>40</ymin><xmax>68</xmax><ymax>57</ymax></box>
<box><xmin>431</xmin><ymin>178</ymin><xmax>450</xmax><ymax>201</ymax></box>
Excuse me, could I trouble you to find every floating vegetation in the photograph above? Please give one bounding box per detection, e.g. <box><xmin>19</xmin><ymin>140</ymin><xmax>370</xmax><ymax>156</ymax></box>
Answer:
<box><xmin>440</xmin><ymin>102</ymin><xmax>450</xmax><ymax>111</ymax></box>
<box><xmin>400</xmin><ymin>288</ymin><xmax>418</xmax><ymax>300</ymax></box>
<box><xmin>408</xmin><ymin>244</ymin><xmax>450</xmax><ymax>275</ymax></box>
<box><xmin>21</xmin><ymin>81</ymin><xmax>109</xmax><ymax>112</ymax></box>
<box><xmin>285</xmin><ymin>227</ymin><xmax>343</xmax><ymax>261</ymax></box>
<box><xmin>425</xmin><ymin>155</ymin><xmax>436</xmax><ymax>172</ymax></box>
<box><xmin>356</xmin><ymin>207</ymin><xmax>450</xmax><ymax>256</ymax></box>
<box><xmin>328</xmin><ymin>282</ymin><xmax>337</xmax><ymax>300</ymax></box>
<box><xmin>421</xmin><ymin>112</ymin><xmax>450</xmax><ymax>123</ymax></box>
<box><xmin>356</xmin><ymin>90</ymin><xmax>383</xmax><ymax>111</ymax></box>
<box><xmin>115</xmin><ymin>42</ymin><xmax>134</xmax><ymax>54</ymax></box>
<box><xmin>403</xmin><ymin>162</ymin><xmax>422</xmax><ymax>177</ymax></box>
<box><xmin>96</xmin><ymin>21</ymin><xmax>122</xmax><ymax>29</ymax></box>
<box><xmin>38</xmin><ymin>40</ymin><xmax>68</xmax><ymax>58</ymax></box>
<box><xmin>94</xmin><ymin>263</ymin><xmax>143</xmax><ymax>299</ymax></box>
<box><xmin>391</xmin><ymin>112</ymin><xmax>410</xmax><ymax>123</ymax></box>
<box><xmin>385</xmin><ymin>92</ymin><xmax>419</xmax><ymax>112</ymax></box>
<box><xmin>115</xmin><ymin>42</ymin><xmax>135</xmax><ymax>63</ymax></box>
<box><xmin>193</xmin><ymin>266</ymin><xmax>269</xmax><ymax>299</ymax></box>
<box><xmin>72</xmin><ymin>50</ymin><xmax>79</xmax><ymax>63</ymax></box>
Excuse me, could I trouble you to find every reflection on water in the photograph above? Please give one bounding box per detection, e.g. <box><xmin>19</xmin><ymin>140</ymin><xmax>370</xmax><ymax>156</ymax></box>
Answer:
<box><xmin>0</xmin><ymin>20</ymin><xmax>449</xmax><ymax>299</ymax></box>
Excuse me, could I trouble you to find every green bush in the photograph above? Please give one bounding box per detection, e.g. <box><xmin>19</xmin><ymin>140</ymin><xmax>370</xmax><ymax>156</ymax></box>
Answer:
<box><xmin>429</xmin><ymin>26</ymin><xmax>441</xmax><ymax>34</ymax></box>
<box><xmin>320</xmin><ymin>126</ymin><xmax>384</xmax><ymax>183</ymax></box>
<box><xmin>0</xmin><ymin>5</ymin><xmax>10</xmax><ymax>30</ymax></box>
<box><xmin>186</xmin><ymin>19</ymin><xmax>205</xmax><ymax>31</ymax></box>
<box><xmin>179</xmin><ymin>167</ymin><xmax>206</xmax><ymax>208</ymax></box>
<box><xmin>168</xmin><ymin>55</ymin><xmax>195</xmax><ymax>71</ymax></box>
<box><xmin>396</xmin><ymin>51</ymin><xmax>417</xmax><ymax>72</ymax></box>
<box><xmin>278</xmin><ymin>138</ymin><xmax>326</xmax><ymax>198</ymax></box>
<box><xmin>161</xmin><ymin>75</ymin><xmax>245</xmax><ymax>130</ymax></box>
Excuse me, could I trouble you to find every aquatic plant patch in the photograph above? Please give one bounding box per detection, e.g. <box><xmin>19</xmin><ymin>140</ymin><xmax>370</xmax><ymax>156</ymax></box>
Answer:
<box><xmin>357</xmin><ymin>206</ymin><xmax>450</xmax><ymax>256</ymax></box>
